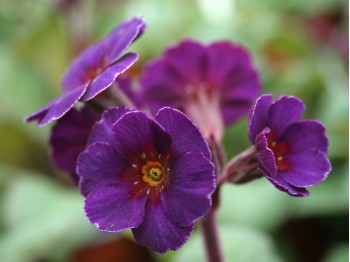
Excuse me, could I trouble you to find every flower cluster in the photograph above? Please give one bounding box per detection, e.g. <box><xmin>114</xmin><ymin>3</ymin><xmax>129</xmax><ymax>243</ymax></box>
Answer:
<box><xmin>25</xmin><ymin>17</ymin><xmax>331</xmax><ymax>254</ymax></box>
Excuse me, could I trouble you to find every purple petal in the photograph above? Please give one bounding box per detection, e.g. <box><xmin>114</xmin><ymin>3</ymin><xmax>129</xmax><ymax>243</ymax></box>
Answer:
<box><xmin>77</xmin><ymin>142</ymin><xmax>130</xmax><ymax>196</ymax></box>
<box><xmin>279</xmin><ymin>120</ymin><xmax>329</xmax><ymax>154</ymax></box>
<box><xmin>259</xmin><ymin>168</ymin><xmax>310</xmax><ymax>197</ymax></box>
<box><xmin>221</xmin><ymin>99</ymin><xmax>254</xmax><ymax>125</ymax></box>
<box><xmin>278</xmin><ymin>149</ymin><xmax>331</xmax><ymax>187</ymax></box>
<box><xmin>24</xmin><ymin>100</ymin><xmax>55</xmax><ymax>124</ymax></box>
<box><xmin>132</xmin><ymin>202</ymin><xmax>194</xmax><ymax>253</ymax></box>
<box><xmin>79</xmin><ymin>143</ymin><xmax>133</xmax><ymax>202</ymax></box>
<box><xmin>164</xmin><ymin>40</ymin><xmax>207</xmax><ymax>84</ymax></box>
<box><xmin>248</xmin><ymin>94</ymin><xmax>273</xmax><ymax>144</ymax></box>
<box><xmin>141</xmin><ymin>59</ymin><xmax>186</xmax><ymax>114</ymax></box>
<box><xmin>88</xmin><ymin>106</ymin><xmax>132</xmax><ymax>146</ymax></box>
<box><xmin>161</xmin><ymin>152</ymin><xmax>215</xmax><ymax>226</ymax></box>
<box><xmin>79</xmin><ymin>177</ymin><xmax>119</xmax><ymax>198</ymax></box>
<box><xmin>221</xmin><ymin>67</ymin><xmax>261</xmax><ymax>101</ymax></box>
<box><xmin>267</xmin><ymin>96</ymin><xmax>305</xmax><ymax>139</ymax></box>
<box><xmin>161</xmin><ymin>187</ymin><xmax>211</xmax><ymax>226</ymax></box>
<box><xmin>81</xmin><ymin>53</ymin><xmax>138</xmax><ymax>102</ymax></box>
<box><xmin>61</xmin><ymin>17</ymin><xmax>145</xmax><ymax>93</ymax></box>
<box><xmin>85</xmin><ymin>184</ymin><xmax>147</xmax><ymax>232</ymax></box>
<box><xmin>206</xmin><ymin>42</ymin><xmax>253</xmax><ymax>85</ymax></box>
<box><xmin>104</xmin><ymin>17</ymin><xmax>146</xmax><ymax>64</ymax></box>
<box><xmin>25</xmin><ymin>83</ymin><xmax>88</xmax><ymax>127</ymax></box>
<box><xmin>255</xmin><ymin>127</ymin><xmax>277</xmax><ymax>177</ymax></box>
<box><xmin>155</xmin><ymin>107</ymin><xmax>211</xmax><ymax>159</ymax></box>
<box><xmin>62</xmin><ymin>41</ymin><xmax>106</xmax><ymax>93</ymax></box>
<box><xmin>50</xmin><ymin>107</ymin><xmax>99</xmax><ymax>184</ymax></box>
<box><xmin>168</xmin><ymin>151</ymin><xmax>215</xmax><ymax>195</ymax></box>
<box><xmin>112</xmin><ymin>111</ymin><xmax>171</xmax><ymax>158</ymax></box>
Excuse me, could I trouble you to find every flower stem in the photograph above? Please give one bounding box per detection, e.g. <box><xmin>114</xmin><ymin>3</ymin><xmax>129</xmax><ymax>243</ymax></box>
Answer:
<box><xmin>220</xmin><ymin>146</ymin><xmax>262</xmax><ymax>185</ymax></box>
<box><xmin>200</xmin><ymin>207</ymin><xmax>223</xmax><ymax>262</ymax></box>
<box><xmin>200</xmin><ymin>137</ymin><xmax>225</xmax><ymax>262</ymax></box>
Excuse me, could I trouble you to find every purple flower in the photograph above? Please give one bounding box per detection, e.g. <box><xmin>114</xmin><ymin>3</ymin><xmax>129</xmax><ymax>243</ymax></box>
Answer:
<box><xmin>140</xmin><ymin>40</ymin><xmax>261</xmax><ymax>140</ymax></box>
<box><xmin>50</xmin><ymin>107</ymin><xmax>99</xmax><ymax>184</ymax></box>
<box><xmin>25</xmin><ymin>17</ymin><xmax>145</xmax><ymax>126</ymax></box>
<box><xmin>77</xmin><ymin>106</ymin><xmax>215</xmax><ymax>253</ymax></box>
<box><xmin>248</xmin><ymin>94</ymin><xmax>331</xmax><ymax>196</ymax></box>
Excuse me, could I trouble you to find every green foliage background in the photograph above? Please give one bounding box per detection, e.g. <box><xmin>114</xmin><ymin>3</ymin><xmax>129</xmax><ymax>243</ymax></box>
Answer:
<box><xmin>0</xmin><ymin>0</ymin><xmax>348</xmax><ymax>261</ymax></box>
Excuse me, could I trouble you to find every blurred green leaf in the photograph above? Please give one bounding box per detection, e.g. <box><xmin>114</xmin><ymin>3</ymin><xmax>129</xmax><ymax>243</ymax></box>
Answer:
<box><xmin>217</xmin><ymin>180</ymin><xmax>289</xmax><ymax>230</ymax></box>
<box><xmin>172</xmin><ymin>225</ymin><xmax>282</xmax><ymax>262</ymax></box>
<box><xmin>0</xmin><ymin>166</ymin><xmax>99</xmax><ymax>262</ymax></box>
<box><xmin>322</xmin><ymin>244</ymin><xmax>349</xmax><ymax>262</ymax></box>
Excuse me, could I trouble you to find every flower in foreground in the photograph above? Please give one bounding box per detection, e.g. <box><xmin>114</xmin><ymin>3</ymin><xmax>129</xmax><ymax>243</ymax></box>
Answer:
<box><xmin>248</xmin><ymin>94</ymin><xmax>331</xmax><ymax>196</ymax></box>
<box><xmin>25</xmin><ymin>17</ymin><xmax>145</xmax><ymax>126</ymax></box>
<box><xmin>140</xmin><ymin>40</ymin><xmax>261</xmax><ymax>140</ymax></box>
<box><xmin>50</xmin><ymin>107</ymin><xmax>99</xmax><ymax>184</ymax></box>
<box><xmin>77</xmin><ymin>106</ymin><xmax>215</xmax><ymax>253</ymax></box>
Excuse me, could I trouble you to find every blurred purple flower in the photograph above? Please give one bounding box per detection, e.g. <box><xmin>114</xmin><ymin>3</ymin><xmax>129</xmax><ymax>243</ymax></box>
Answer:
<box><xmin>248</xmin><ymin>94</ymin><xmax>331</xmax><ymax>196</ymax></box>
<box><xmin>140</xmin><ymin>40</ymin><xmax>261</xmax><ymax>141</ymax></box>
<box><xmin>25</xmin><ymin>17</ymin><xmax>145</xmax><ymax>127</ymax></box>
<box><xmin>77</xmin><ymin>106</ymin><xmax>215</xmax><ymax>253</ymax></box>
<box><xmin>50</xmin><ymin>107</ymin><xmax>99</xmax><ymax>184</ymax></box>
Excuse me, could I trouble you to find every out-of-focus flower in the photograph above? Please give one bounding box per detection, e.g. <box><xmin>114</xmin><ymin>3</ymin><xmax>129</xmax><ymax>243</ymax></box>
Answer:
<box><xmin>49</xmin><ymin>107</ymin><xmax>99</xmax><ymax>184</ymax></box>
<box><xmin>77</xmin><ymin>106</ymin><xmax>215</xmax><ymax>253</ymax></box>
<box><xmin>140</xmin><ymin>40</ymin><xmax>261</xmax><ymax>141</ymax></box>
<box><xmin>305</xmin><ymin>9</ymin><xmax>348</xmax><ymax>60</ymax></box>
<box><xmin>248</xmin><ymin>94</ymin><xmax>331</xmax><ymax>196</ymax></box>
<box><xmin>25</xmin><ymin>17</ymin><xmax>145</xmax><ymax>126</ymax></box>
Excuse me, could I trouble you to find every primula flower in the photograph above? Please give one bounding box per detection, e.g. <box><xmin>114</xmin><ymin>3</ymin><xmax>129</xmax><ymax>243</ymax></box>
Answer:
<box><xmin>25</xmin><ymin>17</ymin><xmax>145</xmax><ymax>126</ymax></box>
<box><xmin>50</xmin><ymin>107</ymin><xmax>99</xmax><ymax>184</ymax></box>
<box><xmin>248</xmin><ymin>94</ymin><xmax>331</xmax><ymax>196</ymax></box>
<box><xmin>140</xmin><ymin>40</ymin><xmax>261</xmax><ymax>140</ymax></box>
<box><xmin>77</xmin><ymin>106</ymin><xmax>215</xmax><ymax>253</ymax></box>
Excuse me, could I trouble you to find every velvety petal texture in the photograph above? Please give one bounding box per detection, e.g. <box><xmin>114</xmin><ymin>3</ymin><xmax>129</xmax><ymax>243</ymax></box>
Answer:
<box><xmin>88</xmin><ymin>106</ymin><xmax>132</xmax><ymax>146</ymax></box>
<box><xmin>140</xmin><ymin>39</ymin><xmax>261</xmax><ymax>140</ymax></box>
<box><xmin>76</xmin><ymin>106</ymin><xmax>215</xmax><ymax>253</ymax></box>
<box><xmin>25</xmin><ymin>17</ymin><xmax>145</xmax><ymax>126</ymax></box>
<box><xmin>85</xmin><ymin>184</ymin><xmax>147</xmax><ymax>232</ymax></box>
<box><xmin>248</xmin><ymin>95</ymin><xmax>331</xmax><ymax>197</ymax></box>
<box><xmin>50</xmin><ymin>106</ymin><xmax>99</xmax><ymax>184</ymax></box>
<box><xmin>132</xmin><ymin>202</ymin><xmax>194</xmax><ymax>253</ymax></box>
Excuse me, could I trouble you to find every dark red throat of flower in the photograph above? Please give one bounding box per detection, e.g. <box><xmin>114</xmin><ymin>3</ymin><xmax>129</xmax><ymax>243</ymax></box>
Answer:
<box><xmin>85</xmin><ymin>58</ymin><xmax>110</xmax><ymax>83</ymax></box>
<box><xmin>266</xmin><ymin>132</ymin><xmax>291</xmax><ymax>171</ymax></box>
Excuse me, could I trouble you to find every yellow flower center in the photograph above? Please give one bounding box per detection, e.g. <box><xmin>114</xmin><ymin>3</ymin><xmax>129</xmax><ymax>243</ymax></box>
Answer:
<box><xmin>141</xmin><ymin>161</ymin><xmax>165</xmax><ymax>187</ymax></box>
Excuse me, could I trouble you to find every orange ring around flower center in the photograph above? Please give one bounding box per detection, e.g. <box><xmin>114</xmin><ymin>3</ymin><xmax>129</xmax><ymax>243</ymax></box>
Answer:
<box><xmin>141</xmin><ymin>161</ymin><xmax>165</xmax><ymax>187</ymax></box>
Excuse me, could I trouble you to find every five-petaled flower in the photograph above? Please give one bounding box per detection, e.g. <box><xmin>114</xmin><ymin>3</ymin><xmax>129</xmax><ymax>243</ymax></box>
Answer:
<box><xmin>77</xmin><ymin>106</ymin><xmax>215</xmax><ymax>253</ymax></box>
<box><xmin>140</xmin><ymin>40</ymin><xmax>261</xmax><ymax>141</ymax></box>
<box><xmin>25</xmin><ymin>17</ymin><xmax>145</xmax><ymax>126</ymax></box>
<box><xmin>248</xmin><ymin>94</ymin><xmax>331</xmax><ymax>196</ymax></box>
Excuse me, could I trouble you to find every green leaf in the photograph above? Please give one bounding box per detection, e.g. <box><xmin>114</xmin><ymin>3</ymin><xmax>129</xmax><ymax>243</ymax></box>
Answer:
<box><xmin>322</xmin><ymin>244</ymin><xmax>349</xmax><ymax>262</ymax></box>
<box><xmin>0</xmin><ymin>167</ymin><xmax>99</xmax><ymax>262</ymax></box>
<box><xmin>171</xmin><ymin>225</ymin><xmax>282</xmax><ymax>262</ymax></box>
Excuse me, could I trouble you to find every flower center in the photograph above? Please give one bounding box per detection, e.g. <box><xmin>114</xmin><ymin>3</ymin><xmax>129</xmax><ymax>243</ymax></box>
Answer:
<box><xmin>141</xmin><ymin>161</ymin><xmax>165</xmax><ymax>187</ymax></box>
<box><xmin>266</xmin><ymin>132</ymin><xmax>290</xmax><ymax>171</ymax></box>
